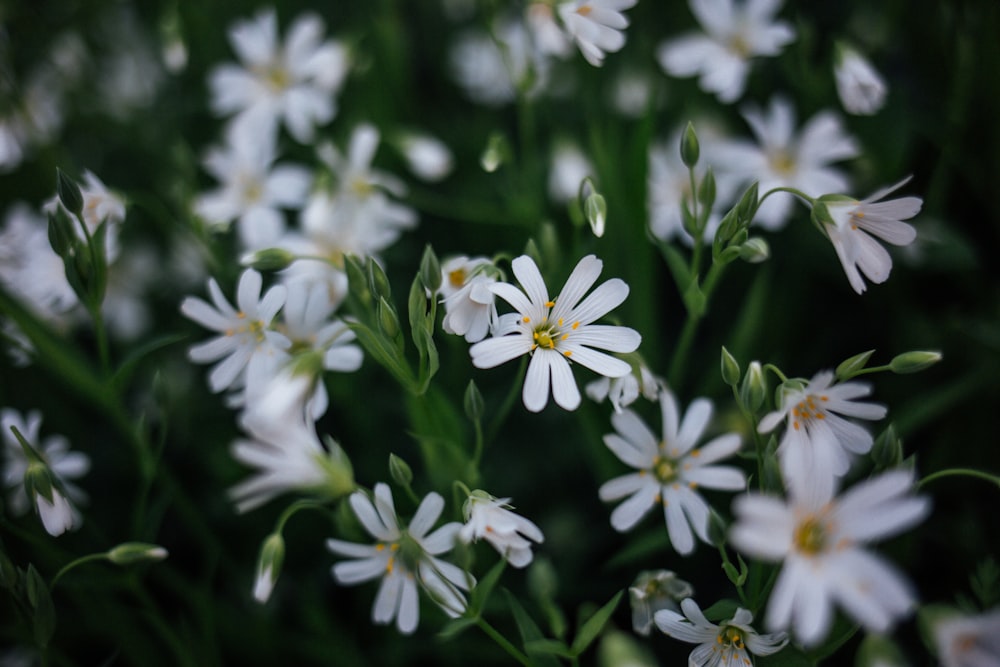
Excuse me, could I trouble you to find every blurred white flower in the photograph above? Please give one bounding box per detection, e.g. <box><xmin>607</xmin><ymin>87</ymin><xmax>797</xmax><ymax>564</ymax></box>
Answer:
<box><xmin>459</xmin><ymin>491</ymin><xmax>544</xmax><ymax>567</ymax></box>
<box><xmin>820</xmin><ymin>178</ymin><xmax>921</xmax><ymax>294</ymax></box>
<box><xmin>712</xmin><ymin>96</ymin><xmax>859</xmax><ymax>229</ymax></box>
<box><xmin>654</xmin><ymin>598</ymin><xmax>788</xmax><ymax>665</ymax></box>
<box><xmin>1</xmin><ymin>408</ymin><xmax>89</xmax><ymax>536</ymax></box>
<box><xmin>180</xmin><ymin>268</ymin><xmax>290</xmax><ymax>393</ymax></box>
<box><xmin>439</xmin><ymin>256</ymin><xmax>498</xmax><ymax>343</ymax></box>
<box><xmin>585</xmin><ymin>361</ymin><xmax>661</xmax><ymax>413</ymax></box>
<box><xmin>527</xmin><ymin>3</ymin><xmax>573</xmax><ymax>57</ymax></box>
<box><xmin>657</xmin><ymin>0</ymin><xmax>795</xmax><ymax>103</ymax></box>
<box><xmin>450</xmin><ymin>21</ymin><xmax>552</xmax><ymax>106</ymax></box>
<box><xmin>611</xmin><ymin>69</ymin><xmax>656</xmax><ymax>117</ymax></box>
<box><xmin>548</xmin><ymin>140</ymin><xmax>594</xmax><ymax>204</ymax></box>
<box><xmin>932</xmin><ymin>607</ymin><xmax>1000</xmax><ymax>667</ymax></box>
<box><xmin>759</xmin><ymin>370</ymin><xmax>886</xmax><ymax>500</ymax></box>
<box><xmin>599</xmin><ymin>390</ymin><xmax>745</xmax><ymax>554</ymax></box>
<box><xmin>730</xmin><ymin>468</ymin><xmax>930</xmax><ymax>646</ymax></box>
<box><xmin>557</xmin><ymin>0</ymin><xmax>637</xmax><ymax>67</ymax></box>
<box><xmin>835</xmin><ymin>44</ymin><xmax>888</xmax><ymax>116</ymax></box>
<box><xmin>398</xmin><ymin>132</ymin><xmax>454</xmax><ymax>182</ymax></box>
<box><xmin>195</xmin><ymin>118</ymin><xmax>312</xmax><ymax>250</ymax></box>
<box><xmin>469</xmin><ymin>254</ymin><xmax>640</xmax><ymax>412</ymax></box>
<box><xmin>629</xmin><ymin>570</ymin><xmax>693</xmax><ymax>636</ymax></box>
<box><xmin>209</xmin><ymin>9</ymin><xmax>350</xmax><ymax>143</ymax></box>
<box><xmin>327</xmin><ymin>484</ymin><xmax>473</xmax><ymax>634</ymax></box>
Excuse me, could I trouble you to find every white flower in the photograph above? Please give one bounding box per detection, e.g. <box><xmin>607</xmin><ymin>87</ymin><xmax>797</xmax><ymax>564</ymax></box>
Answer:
<box><xmin>398</xmin><ymin>132</ymin><xmax>454</xmax><ymax>182</ymax></box>
<box><xmin>932</xmin><ymin>607</ymin><xmax>1000</xmax><ymax>667</ymax></box>
<box><xmin>557</xmin><ymin>0</ymin><xmax>636</xmax><ymax>67</ymax></box>
<box><xmin>629</xmin><ymin>569</ymin><xmax>693</xmax><ymax>636</ymax></box>
<box><xmin>820</xmin><ymin>178</ymin><xmax>922</xmax><ymax>294</ymax></box>
<box><xmin>585</xmin><ymin>362</ymin><xmax>662</xmax><ymax>413</ymax></box>
<box><xmin>439</xmin><ymin>256</ymin><xmax>498</xmax><ymax>343</ymax></box>
<box><xmin>469</xmin><ymin>254</ymin><xmax>641</xmax><ymax>412</ymax></box>
<box><xmin>458</xmin><ymin>491</ymin><xmax>544</xmax><ymax>568</ymax></box>
<box><xmin>758</xmin><ymin>370</ymin><xmax>887</xmax><ymax>501</ymax></box>
<box><xmin>228</xmin><ymin>411</ymin><xmax>346</xmax><ymax>513</ymax></box>
<box><xmin>712</xmin><ymin>96</ymin><xmax>859</xmax><ymax>229</ymax></box>
<box><xmin>1</xmin><ymin>408</ymin><xmax>89</xmax><ymax>536</ymax></box>
<box><xmin>654</xmin><ymin>597</ymin><xmax>788</xmax><ymax>665</ymax></box>
<box><xmin>194</xmin><ymin>117</ymin><xmax>312</xmax><ymax>250</ymax></box>
<box><xmin>656</xmin><ymin>0</ymin><xmax>795</xmax><ymax>103</ymax></box>
<box><xmin>526</xmin><ymin>3</ymin><xmax>573</xmax><ymax>58</ymax></box>
<box><xmin>598</xmin><ymin>390</ymin><xmax>745</xmax><ymax>554</ymax></box>
<box><xmin>835</xmin><ymin>44</ymin><xmax>888</xmax><ymax>116</ymax></box>
<box><xmin>729</xmin><ymin>468</ymin><xmax>930</xmax><ymax>646</ymax></box>
<box><xmin>548</xmin><ymin>140</ymin><xmax>595</xmax><ymax>204</ymax></box>
<box><xmin>327</xmin><ymin>484</ymin><xmax>473</xmax><ymax>634</ymax></box>
<box><xmin>180</xmin><ymin>268</ymin><xmax>291</xmax><ymax>393</ymax></box>
<box><xmin>208</xmin><ymin>9</ymin><xmax>350</xmax><ymax>143</ymax></box>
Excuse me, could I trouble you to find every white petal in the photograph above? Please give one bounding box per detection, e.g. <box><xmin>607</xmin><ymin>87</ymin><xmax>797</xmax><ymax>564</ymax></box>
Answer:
<box><xmin>470</xmin><ymin>335</ymin><xmax>529</xmax><ymax>369</ymax></box>
<box><xmin>549</xmin><ymin>353</ymin><xmax>581</xmax><ymax>410</ymax></box>
<box><xmin>409</xmin><ymin>492</ymin><xmax>444</xmax><ymax>540</ymax></box>
<box><xmin>523</xmin><ymin>352</ymin><xmax>553</xmax><ymax>412</ymax></box>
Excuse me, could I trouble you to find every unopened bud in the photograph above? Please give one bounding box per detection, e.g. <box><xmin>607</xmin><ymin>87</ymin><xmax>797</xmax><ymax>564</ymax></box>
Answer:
<box><xmin>419</xmin><ymin>245</ymin><xmax>442</xmax><ymax>293</ymax></box>
<box><xmin>738</xmin><ymin>237</ymin><xmax>769</xmax><ymax>263</ymax></box>
<box><xmin>736</xmin><ymin>182</ymin><xmax>758</xmax><ymax>222</ymax></box>
<box><xmin>679</xmin><ymin>122</ymin><xmax>700</xmax><ymax>168</ymax></box>
<box><xmin>368</xmin><ymin>258</ymin><xmax>392</xmax><ymax>300</ymax></box>
<box><xmin>377</xmin><ymin>296</ymin><xmax>400</xmax><ymax>340</ymax></box>
<box><xmin>836</xmin><ymin>349</ymin><xmax>876</xmax><ymax>381</ymax></box>
<box><xmin>889</xmin><ymin>350</ymin><xmax>942</xmax><ymax>374</ymax></box>
<box><xmin>463</xmin><ymin>380</ymin><xmax>484</xmax><ymax>422</ymax></box>
<box><xmin>241</xmin><ymin>247</ymin><xmax>295</xmax><ymax>271</ymax></box>
<box><xmin>480</xmin><ymin>132</ymin><xmax>508</xmax><ymax>172</ymax></box>
<box><xmin>56</xmin><ymin>168</ymin><xmax>84</xmax><ymax>218</ymax></box>
<box><xmin>388</xmin><ymin>453</ymin><xmax>414</xmax><ymax>487</ymax></box>
<box><xmin>720</xmin><ymin>346</ymin><xmax>741</xmax><ymax>387</ymax></box>
<box><xmin>871</xmin><ymin>423</ymin><xmax>904</xmax><ymax>469</ymax></box>
<box><xmin>107</xmin><ymin>542</ymin><xmax>169</xmax><ymax>566</ymax></box>
<box><xmin>253</xmin><ymin>533</ymin><xmax>285</xmax><ymax>603</ymax></box>
<box><xmin>740</xmin><ymin>361</ymin><xmax>766</xmax><ymax>413</ymax></box>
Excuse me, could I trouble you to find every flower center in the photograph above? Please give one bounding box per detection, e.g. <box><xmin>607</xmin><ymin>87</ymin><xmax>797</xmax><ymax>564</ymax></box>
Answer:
<box><xmin>790</xmin><ymin>394</ymin><xmax>828</xmax><ymax>431</ymax></box>
<box><xmin>727</xmin><ymin>34</ymin><xmax>751</xmax><ymax>58</ymax></box>
<box><xmin>718</xmin><ymin>627</ymin><xmax>745</xmax><ymax>651</ymax></box>
<box><xmin>769</xmin><ymin>150</ymin><xmax>796</xmax><ymax>176</ymax></box>
<box><xmin>653</xmin><ymin>454</ymin><xmax>677</xmax><ymax>484</ymax></box>
<box><xmin>255</xmin><ymin>63</ymin><xmax>292</xmax><ymax>93</ymax></box>
<box><xmin>448</xmin><ymin>268</ymin><xmax>467</xmax><ymax>288</ymax></box>
<box><xmin>793</xmin><ymin>517</ymin><xmax>827</xmax><ymax>555</ymax></box>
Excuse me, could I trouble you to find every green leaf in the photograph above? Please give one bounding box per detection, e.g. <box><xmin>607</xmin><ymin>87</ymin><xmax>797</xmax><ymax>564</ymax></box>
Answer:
<box><xmin>110</xmin><ymin>333</ymin><xmax>189</xmax><ymax>390</ymax></box>
<box><xmin>524</xmin><ymin>639</ymin><xmax>574</xmax><ymax>659</ymax></box>
<box><xmin>757</xmin><ymin>644</ymin><xmax>813</xmax><ymax>667</ymax></box>
<box><xmin>438</xmin><ymin>616</ymin><xmax>477</xmax><ymax>640</ymax></box>
<box><xmin>682</xmin><ymin>277</ymin><xmax>706</xmax><ymax>318</ymax></box>
<box><xmin>701</xmin><ymin>598</ymin><xmax>740</xmax><ymax>622</ymax></box>
<box><xmin>657</xmin><ymin>242</ymin><xmax>691</xmax><ymax>292</ymax></box>
<box><xmin>570</xmin><ymin>590</ymin><xmax>623</xmax><ymax>656</ymax></box>
<box><xmin>503</xmin><ymin>589</ymin><xmax>561</xmax><ymax>667</ymax></box>
<box><xmin>26</xmin><ymin>565</ymin><xmax>56</xmax><ymax>647</ymax></box>
<box><xmin>469</xmin><ymin>559</ymin><xmax>506</xmax><ymax>614</ymax></box>
<box><xmin>835</xmin><ymin>349</ymin><xmax>875</xmax><ymax>381</ymax></box>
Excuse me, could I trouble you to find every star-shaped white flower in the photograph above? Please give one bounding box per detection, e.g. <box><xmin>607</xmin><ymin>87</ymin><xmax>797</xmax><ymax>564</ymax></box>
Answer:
<box><xmin>439</xmin><ymin>256</ymin><xmax>498</xmax><ymax>343</ymax></box>
<box><xmin>208</xmin><ymin>9</ymin><xmax>349</xmax><ymax>143</ymax></box>
<box><xmin>327</xmin><ymin>484</ymin><xmax>473</xmax><ymax>634</ymax></box>
<box><xmin>931</xmin><ymin>607</ymin><xmax>1000</xmax><ymax>667</ymax></box>
<box><xmin>657</xmin><ymin>0</ymin><xmax>795</xmax><ymax>103</ymax></box>
<box><xmin>598</xmin><ymin>389</ymin><xmax>745</xmax><ymax>554</ymax></box>
<box><xmin>655</xmin><ymin>597</ymin><xmax>788</xmax><ymax>666</ymax></box>
<box><xmin>469</xmin><ymin>254</ymin><xmax>641</xmax><ymax>412</ymax></box>
<box><xmin>711</xmin><ymin>96</ymin><xmax>859</xmax><ymax>229</ymax></box>
<box><xmin>629</xmin><ymin>569</ymin><xmax>693</xmax><ymax>636</ymax></box>
<box><xmin>820</xmin><ymin>178</ymin><xmax>921</xmax><ymax>294</ymax></box>
<box><xmin>458</xmin><ymin>491</ymin><xmax>544</xmax><ymax>568</ymax></box>
<box><xmin>180</xmin><ymin>268</ymin><xmax>290</xmax><ymax>393</ymax></box>
<box><xmin>557</xmin><ymin>0</ymin><xmax>637</xmax><ymax>67</ymax></box>
<box><xmin>758</xmin><ymin>370</ymin><xmax>887</xmax><ymax>501</ymax></box>
<box><xmin>729</xmin><ymin>468</ymin><xmax>930</xmax><ymax>646</ymax></box>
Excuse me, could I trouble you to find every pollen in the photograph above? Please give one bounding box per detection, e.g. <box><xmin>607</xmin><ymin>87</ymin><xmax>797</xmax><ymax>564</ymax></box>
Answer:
<box><xmin>523</xmin><ymin>316</ymin><xmax>531</xmax><ymax>323</ymax></box>
<box><xmin>571</xmin><ymin>321</ymin><xmax>580</xmax><ymax>329</ymax></box>
<box><xmin>563</xmin><ymin>350</ymin><xmax>572</xmax><ymax>357</ymax></box>
<box><xmin>793</xmin><ymin>517</ymin><xmax>827</xmax><ymax>556</ymax></box>
<box><xmin>545</xmin><ymin>300</ymin><xmax>555</xmax><ymax>308</ymax></box>
<box><xmin>448</xmin><ymin>269</ymin><xmax>466</xmax><ymax>288</ymax></box>
<box><xmin>576</xmin><ymin>4</ymin><xmax>592</xmax><ymax>16</ymax></box>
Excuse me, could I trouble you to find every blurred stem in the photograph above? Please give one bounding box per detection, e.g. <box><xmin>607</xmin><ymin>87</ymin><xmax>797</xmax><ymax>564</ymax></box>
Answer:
<box><xmin>475</xmin><ymin>617</ymin><xmax>530</xmax><ymax>666</ymax></box>
<box><xmin>484</xmin><ymin>356</ymin><xmax>528</xmax><ymax>446</ymax></box>
<box><xmin>50</xmin><ymin>553</ymin><xmax>108</xmax><ymax>589</ymax></box>
<box><xmin>668</xmin><ymin>260</ymin><xmax>728</xmax><ymax>389</ymax></box>
<box><xmin>716</xmin><ymin>543</ymin><xmax>749</xmax><ymax>608</ymax></box>
<box><xmin>918</xmin><ymin>468</ymin><xmax>1000</xmax><ymax>490</ymax></box>
<box><xmin>275</xmin><ymin>499</ymin><xmax>331</xmax><ymax>534</ymax></box>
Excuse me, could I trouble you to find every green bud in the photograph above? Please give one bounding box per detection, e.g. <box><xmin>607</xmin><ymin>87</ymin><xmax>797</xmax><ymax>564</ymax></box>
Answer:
<box><xmin>715</xmin><ymin>208</ymin><xmax>740</xmax><ymax>244</ymax></box>
<box><xmin>720</xmin><ymin>346</ymin><xmax>741</xmax><ymax>387</ymax></box>
<box><xmin>377</xmin><ymin>296</ymin><xmax>401</xmax><ymax>340</ymax></box>
<box><xmin>698</xmin><ymin>167</ymin><xmax>716</xmax><ymax>211</ymax></box>
<box><xmin>419</xmin><ymin>244</ymin><xmax>442</xmax><ymax>293</ymax></box>
<box><xmin>253</xmin><ymin>533</ymin><xmax>285</xmax><ymax>603</ymax></box>
<box><xmin>46</xmin><ymin>206</ymin><xmax>76</xmax><ymax>258</ymax></box>
<box><xmin>388</xmin><ymin>453</ymin><xmax>414</xmax><ymax>487</ymax></box>
<box><xmin>368</xmin><ymin>258</ymin><xmax>392</xmax><ymax>301</ymax></box>
<box><xmin>736</xmin><ymin>182</ymin><xmax>758</xmax><ymax>222</ymax></box>
<box><xmin>480</xmin><ymin>132</ymin><xmax>508</xmax><ymax>172</ymax></box>
<box><xmin>56</xmin><ymin>168</ymin><xmax>84</xmax><ymax>218</ymax></box>
<box><xmin>871</xmin><ymin>423</ymin><xmax>904</xmax><ymax>469</ymax></box>
<box><xmin>240</xmin><ymin>247</ymin><xmax>295</xmax><ymax>271</ymax></box>
<box><xmin>107</xmin><ymin>542</ymin><xmax>169</xmax><ymax>566</ymax></box>
<box><xmin>738</xmin><ymin>237</ymin><xmax>769</xmax><ymax>263</ymax></box>
<box><xmin>319</xmin><ymin>435</ymin><xmax>356</xmax><ymax>498</ymax></box>
<box><xmin>889</xmin><ymin>350</ymin><xmax>943</xmax><ymax>374</ymax></box>
<box><xmin>679</xmin><ymin>122</ymin><xmax>700</xmax><ymax>168</ymax></box>
<box><xmin>761</xmin><ymin>437</ymin><xmax>783</xmax><ymax>492</ymax></box>
<box><xmin>584</xmin><ymin>192</ymin><xmax>607</xmax><ymax>238</ymax></box>
<box><xmin>343</xmin><ymin>254</ymin><xmax>372</xmax><ymax>308</ymax></box>
<box><xmin>707</xmin><ymin>508</ymin><xmax>728</xmax><ymax>547</ymax></box>
<box><xmin>836</xmin><ymin>349</ymin><xmax>876</xmax><ymax>381</ymax></box>
<box><xmin>463</xmin><ymin>380</ymin><xmax>484</xmax><ymax>422</ymax></box>
<box><xmin>740</xmin><ymin>361</ymin><xmax>766</xmax><ymax>413</ymax></box>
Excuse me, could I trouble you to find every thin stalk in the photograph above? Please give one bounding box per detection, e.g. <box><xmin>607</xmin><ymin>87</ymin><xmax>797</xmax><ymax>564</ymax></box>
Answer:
<box><xmin>475</xmin><ymin>617</ymin><xmax>531</xmax><ymax>666</ymax></box>
<box><xmin>668</xmin><ymin>260</ymin><xmax>728</xmax><ymax>389</ymax></box>
<box><xmin>918</xmin><ymin>468</ymin><xmax>1000</xmax><ymax>490</ymax></box>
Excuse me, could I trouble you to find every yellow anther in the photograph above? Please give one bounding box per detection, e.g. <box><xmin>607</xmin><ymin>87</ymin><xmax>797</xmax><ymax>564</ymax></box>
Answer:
<box><xmin>523</xmin><ymin>316</ymin><xmax>531</xmax><ymax>323</ymax></box>
<box><xmin>563</xmin><ymin>350</ymin><xmax>572</xmax><ymax>357</ymax></box>
<box><xmin>577</xmin><ymin>3</ymin><xmax>592</xmax><ymax>16</ymax></box>
<box><xmin>448</xmin><ymin>269</ymin><xmax>466</xmax><ymax>288</ymax></box>
<box><xmin>236</xmin><ymin>312</ymin><xmax>247</xmax><ymax>319</ymax></box>
<box><xmin>571</xmin><ymin>321</ymin><xmax>580</xmax><ymax>329</ymax></box>
<box><xmin>558</xmin><ymin>318</ymin><xmax>564</xmax><ymax>326</ymax></box>
<box><xmin>545</xmin><ymin>300</ymin><xmax>555</xmax><ymax>308</ymax></box>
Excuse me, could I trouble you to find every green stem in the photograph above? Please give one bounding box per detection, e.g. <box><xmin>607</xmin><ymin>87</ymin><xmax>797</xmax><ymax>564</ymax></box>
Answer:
<box><xmin>50</xmin><ymin>553</ymin><xmax>108</xmax><ymax>589</ymax></box>
<box><xmin>484</xmin><ymin>356</ymin><xmax>528</xmax><ymax>445</ymax></box>
<box><xmin>757</xmin><ymin>186</ymin><xmax>816</xmax><ymax>208</ymax></box>
<box><xmin>716</xmin><ymin>543</ymin><xmax>750</xmax><ymax>608</ymax></box>
<box><xmin>475</xmin><ymin>617</ymin><xmax>531</xmax><ymax>666</ymax></box>
<box><xmin>275</xmin><ymin>499</ymin><xmax>331</xmax><ymax>534</ymax></box>
<box><xmin>668</xmin><ymin>260</ymin><xmax>728</xmax><ymax>389</ymax></box>
<box><xmin>918</xmin><ymin>468</ymin><xmax>1000</xmax><ymax>490</ymax></box>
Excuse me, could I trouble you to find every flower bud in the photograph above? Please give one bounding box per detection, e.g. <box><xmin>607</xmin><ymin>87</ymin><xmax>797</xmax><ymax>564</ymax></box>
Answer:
<box><xmin>240</xmin><ymin>247</ymin><xmax>295</xmax><ymax>271</ymax></box>
<box><xmin>419</xmin><ymin>244</ymin><xmax>442</xmax><ymax>293</ymax></box>
<box><xmin>480</xmin><ymin>132</ymin><xmax>508</xmax><ymax>173</ymax></box>
<box><xmin>388</xmin><ymin>453</ymin><xmax>414</xmax><ymax>487</ymax></box>
<box><xmin>679</xmin><ymin>122</ymin><xmax>700</xmax><ymax>168</ymax></box>
<box><xmin>368</xmin><ymin>258</ymin><xmax>392</xmax><ymax>301</ymax></box>
<box><xmin>889</xmin><ymin>350</ymin><xmax>942</xmax><ymax>374</ymax></box>
<box><xmin>835</xmin><ymin>349</ymin><xmax>875</xmax><ymax>381</ymax></box>
<box><xmin>855</xmin><ymin>633</ymin><xmax>906</xmax><ymax>667</ymax></box>
<box><xmin>871</xmin><ymin>423</ymin><xmax>904</xmax><ymax>469</ymax></box>
<box><xmin>253</xmin><ymin>533</ymin><xmax>285</xmax><ymax>603</ymax></box>
<box><xmin>698</xmin><ymin>167</ymin><xmax>716</xmax><ymax>211</ymax></box>
<box><xmin>736</xmin><ymin>181</ymin><xmax>758</xmax><ymax>222</ymax></box>
<box><xmin>740</xmin><ymin>361</ymin><xmax>766</xmax><ymax>413</ymax></box>
<box><xmin>57</xmin><ymin>168</ymin><xmax>84</xmax><ymax>218</ymax></box>
<box><xmin>319</xmin><ymin>436</ymin><xmax>356</xmax><ymax>499</ymax></box>
<box><xmin>377</xmin><ymin>296</ymin><xmax>401</xmax><ymax>341</ymax></box>
<box><xmin>107</xmin><ymin>542</ymin><xmax>169</xmax><ymax>566</ymax></box>
<box><xmin>720</xmin><ymin>346</ymin><xmax>741</xmax><ymax>387</ymax></box>
<box><xmin>583</xmin><ymin>185</ymin><xmax>607</xmax><ymax>239</ymax></box>
<box><xmin>463</xmin><ymin>380</ymin><xmax>484</xmax><ymax>422</ymax></box>
<box><xmin>738</xmin><ymin>237</ymin><xmax>770</xmax><ymax>263</ymax></box>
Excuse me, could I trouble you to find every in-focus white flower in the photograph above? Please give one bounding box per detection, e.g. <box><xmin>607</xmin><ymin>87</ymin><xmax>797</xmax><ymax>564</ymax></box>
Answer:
<box><xmin>598</xmin><ymin>390</ymin><xmax>745</xmax><ymax>554</ymax></box>
<box><xmin>1</xmin><ymin>408</ymin><xmax>89</xmax><ymax>536</ymax></box>
<box><xmin>585</xmin><ymin>361</ymin><xmax>662</xmax><ymax>413</ymax></box>
<box><xmin>835</xmin><ymin>44</ymin><xmax>888</xmax><ymax>116</ymax></box>
<box><xmin>194</xmin><ymin>118</ymin><xmax>312</xmax><ymax>250</ymax></box>
<box><xmin>180</xmin><ymin>268</ymin><xmax>291</xmax><ymax>393</ymax></box>
<box><xmin>327</xmin><ymin>484</ymin><xmax>473</xmax><ymax>634</ymax></box>
<box><xmin>458</xmin><ymin>491</ymin><xmax>544</xmax><ymax>568</ymax></box>
<box><xmin>657</xmin><ymin>0</ymin><xmax>795</xmax><ymax>103</ymax></box>
<box><xmin>931</xmin><ymin>607</ymin><xmax>1000</xmax><ymax>667</ymax></box>
<box><xmin>439</xmin><ymin>256</ymin><xmax>498</xmax><ymax>343</ymax></box>
<box><xmin>469</xmin><ymin>254</ymin><xmax>641</xmax><ymax>412</ymax></box>
<box><xmin>629</xmin><ymin>569</ymin><xmax>694</xmax><ymax>636</ymax></box>
<box><xmin>729</xmin><ymin>468</ymin><xmax>930</xmax><ymax>646</ymax></box>
<box><xmin>228</xmin><ymin>410</ymin><xmax>351</xmax><ymax>513</ymax></box>
<box><xmin>654</xmin><ymin>597</ymin><xmax>788</xmax><ymax>665</ymax></box>
<box><xmin>548</xmin><ymin>140</ymin><xmax>595</xmax><ymax>204</ymax></box>
<box><xmin>208</xmin><ymin>9</ymin><xmax>350</xmax><ymax>143</ymax></box>
<box><xmin>397</xmin><ymin>132</ymin><xmax>454</xmax><ymax>182</ymax></box>
<box><xmin>711</xmin><ymin>96</ymin><xmax>859</xmax><ymax>229</ymax></box>
<box><xmin>557</xmin><ymin>0</ymin><xmax>637</xmax><ymax>67</ymax></box>
<box><xmin>758</xmin><ymin>370</ymin><xmax>887</xmax><ymax>501</ymax></box>
<box><xmin>819</xmin><ymin>178</ymin><xmax>922</xmax><ymax>294</ymax></box>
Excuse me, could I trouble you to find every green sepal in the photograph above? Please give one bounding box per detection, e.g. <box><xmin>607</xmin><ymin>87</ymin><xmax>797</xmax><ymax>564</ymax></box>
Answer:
<box><xmin>836</xmin><ymin>349</ymin><xmax>876</xmax><ymax>381</ymax></box>
<box><xmin>56</xmin><ymin>168</ymin><xmax>84</xmax><ymax>218</ymax></box>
